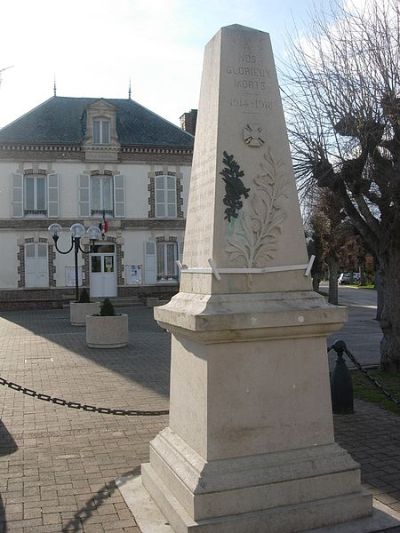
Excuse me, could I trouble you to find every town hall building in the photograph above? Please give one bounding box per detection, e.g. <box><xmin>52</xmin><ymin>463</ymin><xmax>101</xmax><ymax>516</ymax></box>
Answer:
<box><xmin>0</xmin><ymin>95</ymin><xmax>195</xmax><ymax>307</ymax></box>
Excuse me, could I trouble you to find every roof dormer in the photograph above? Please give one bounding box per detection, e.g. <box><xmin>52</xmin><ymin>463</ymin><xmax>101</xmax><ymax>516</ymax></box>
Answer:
<box><xmin>83</xmin><ymin>99</ymin><xmax>120</xmax><ymax>161</ymax></box>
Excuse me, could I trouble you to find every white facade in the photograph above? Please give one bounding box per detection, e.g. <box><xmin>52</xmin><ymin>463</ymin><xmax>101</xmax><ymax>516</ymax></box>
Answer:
<box><xmin>0</xmin><ymin>97</ymin><xmax>193</xmax><ymax>301</ymax></box>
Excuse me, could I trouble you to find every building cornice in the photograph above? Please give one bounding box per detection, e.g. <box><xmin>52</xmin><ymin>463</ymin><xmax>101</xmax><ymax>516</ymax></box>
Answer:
<box><xmin>0</xmin><ymin>143</ymin><xmax>193</xmax><ymax>155</ymax></box>
<box><xmin>0</xmin><ymin>218</ymin><xmax>186</xmax><ymax>231</ymax></box>
<box><xmin>0</xmin><ymin>144</ymin><xmax>193</xmax><ymax>164</ymax></box>
<box><xmin>0</xmin><ymin>144</ymin><xmax>81</xmax><ymax>152</ymax></box>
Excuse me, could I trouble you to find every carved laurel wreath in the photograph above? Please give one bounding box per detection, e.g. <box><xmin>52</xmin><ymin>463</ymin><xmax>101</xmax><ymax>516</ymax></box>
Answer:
<box><xmin>225</xmin><ymin>148</ymin><xmax>289</xmax><ymax>267</ymax></box>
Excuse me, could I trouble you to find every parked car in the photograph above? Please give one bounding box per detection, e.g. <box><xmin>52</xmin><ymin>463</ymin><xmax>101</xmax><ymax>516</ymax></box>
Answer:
<box><xmin>338</xmin><ymin>272</ymin><xmax>353</xmax><ymax>284</ymax></box>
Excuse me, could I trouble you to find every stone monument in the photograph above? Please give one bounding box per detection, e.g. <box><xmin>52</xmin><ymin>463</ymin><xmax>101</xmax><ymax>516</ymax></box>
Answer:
<box><xmin>141</xmin><ymin>24</ymin><xmax>372</xmax><ymax>532</ymax></box>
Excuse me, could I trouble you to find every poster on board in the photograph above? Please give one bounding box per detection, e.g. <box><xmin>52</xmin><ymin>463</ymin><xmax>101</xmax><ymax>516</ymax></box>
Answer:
<box><xmin>125</xmin><ymin>265</ymin><xmax>142</xmax><ymax>285</ymax></box>
<box><xmin>65</xmin><ymin>266</ymin><xmax>83</xmax><ymax>287</ymax></box>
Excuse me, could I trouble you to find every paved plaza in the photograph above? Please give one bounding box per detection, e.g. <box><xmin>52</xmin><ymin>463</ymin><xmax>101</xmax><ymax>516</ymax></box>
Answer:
<box><xmin>0</xmin><ymin>302</ymin><xmax>400</xmax><ymax>532</ymax></box>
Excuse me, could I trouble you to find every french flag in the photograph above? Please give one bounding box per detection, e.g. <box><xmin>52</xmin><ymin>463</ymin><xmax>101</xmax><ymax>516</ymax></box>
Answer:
<box><xmin>99</xmin><ymin>210</ymin><xmax>109</xmax><ymax>238</ymax></box>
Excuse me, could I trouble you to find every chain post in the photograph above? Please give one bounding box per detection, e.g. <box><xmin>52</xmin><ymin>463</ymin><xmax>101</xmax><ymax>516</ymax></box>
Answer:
<box><xmin>329</xmin><ymin>340</ymin><xmax>354</xmax><ymax>414</ymax></box>
<box><xmin>0</xmin><ymin>375</ymin><xmax>169</xmax><ymax>417</ymax></box>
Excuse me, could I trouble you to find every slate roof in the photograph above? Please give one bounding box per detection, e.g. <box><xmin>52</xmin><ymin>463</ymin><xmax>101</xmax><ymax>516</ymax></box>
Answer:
<box><xmin>0</xmin><ymin>96</ymin><xmax>194</xmax><ymax>149</ymax></box>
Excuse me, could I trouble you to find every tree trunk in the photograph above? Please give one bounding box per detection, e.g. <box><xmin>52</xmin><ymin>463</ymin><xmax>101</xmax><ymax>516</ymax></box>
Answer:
<box><xmin>375</xmin><ymin>269</ymin><xmax>384</xmax><ymax>321</ymax></box>
<box><xmin>327</xmin><ymin>258</ymin><xmax>339</xmax><ymax>305</ymax></box>
<box><xmin>312</xmin><ymin>273</ymin><xmax>321</xmax><ymax>292</ymax></box>
<box><xmin>380</xmin><ymin>254</ymin><xmax>400</xmax><ymax>372</ymax></box>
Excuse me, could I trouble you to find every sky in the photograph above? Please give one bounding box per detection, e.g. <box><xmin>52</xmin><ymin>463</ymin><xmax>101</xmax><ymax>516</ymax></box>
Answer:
<box><xmin>0</xmin><ymin>0</ymin><xmax>337</xmax><ymax>129</ymax></box>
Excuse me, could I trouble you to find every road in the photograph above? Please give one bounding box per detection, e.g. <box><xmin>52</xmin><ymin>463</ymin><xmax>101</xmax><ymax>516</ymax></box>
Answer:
<box><xmin>320</xmin><ymin>284</ymin><xmax>382</xmax><ymax>368</ymax></box>
<box><xmin>334</xmin><ymin>284</ymin><xmax>378</xmax><ymax>309</ymax></box>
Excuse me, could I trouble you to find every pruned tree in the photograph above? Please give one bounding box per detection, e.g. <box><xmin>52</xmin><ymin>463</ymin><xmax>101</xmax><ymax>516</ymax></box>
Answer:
<box><xmin>306</xmin><ymin>188</ymin><xmax>349</xmax><ymax>303</ymax></box>
<box><xmin>284</xmin><ymin>0</ymin><xmax>400</xmax><ymax>371</ymax></box>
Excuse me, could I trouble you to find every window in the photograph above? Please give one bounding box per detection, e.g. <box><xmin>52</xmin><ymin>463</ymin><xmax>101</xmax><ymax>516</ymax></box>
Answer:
<box><xmin>93</xmin><ymin>119</ymin><xmax>110</xmax><ymax>144</ymax></box>
<box><xmin>155</xmin><ymin>175</ymin><xmax>177</xmax><ymax>217</ymax></box>
<box><xmin>90</xmin><ymin>175</ymin><xmax>113</xmax><ymax>215</ymax></box>
<box><xmin>25</xmin><ymin>243</ymin><xmax>48</xmax><ymax>287</ymax></box>
<box><xmin>24</xmin><ymin>175</ymin><xmax>46</xmax><ymax>215</ymax></box>
<box><xmin>157</xmin><ymin>241</ymin><xmax>178</xmax><ymax>280</ymax></box>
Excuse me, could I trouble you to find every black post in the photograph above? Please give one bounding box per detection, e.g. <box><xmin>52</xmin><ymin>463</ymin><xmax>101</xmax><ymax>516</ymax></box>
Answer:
<box><xmin>330</xmin><ymin>341</ymin><xmax>354</xmax><ymax>414</ymax></box>
<box><xmin>74</xmin><ymin>237</ymin><xmax>80</xmax><ymax>302</ymax></box>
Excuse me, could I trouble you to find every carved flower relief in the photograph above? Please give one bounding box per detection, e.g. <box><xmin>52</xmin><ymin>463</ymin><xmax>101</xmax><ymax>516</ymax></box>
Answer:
<box><xmin>225</xmin><ymin>148</ymin><xmax>289</xmax><ymax>268</ymax></box>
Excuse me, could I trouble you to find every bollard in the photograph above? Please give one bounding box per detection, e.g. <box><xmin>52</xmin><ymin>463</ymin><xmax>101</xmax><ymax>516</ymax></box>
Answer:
<box><xmin>329</xmin><ymin>340</ymin><xmax>354</xmax><ymax>414</ymax></box>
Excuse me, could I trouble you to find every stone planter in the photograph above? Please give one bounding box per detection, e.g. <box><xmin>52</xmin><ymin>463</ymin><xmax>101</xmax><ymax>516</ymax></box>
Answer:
<box><xmin>70</xmin><ymin>302</ymin><xmax>100</xmax><ymax>326</ymax></box>
<box><xmin>86</xmin><ymin>314</ymin><xmax>129</xmax><ymax>348</ymax></box>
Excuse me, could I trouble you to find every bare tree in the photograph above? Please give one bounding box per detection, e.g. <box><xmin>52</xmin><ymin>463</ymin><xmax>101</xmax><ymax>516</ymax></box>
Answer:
<box><xmin>284</xmin><ymin>0</ymin><xmax>400</xmax><ymax>372</ymax></box>
<box><xmin>306</xmin><ymin>188</ymin><xmax>351</xmax><ymax>304</ymax></box>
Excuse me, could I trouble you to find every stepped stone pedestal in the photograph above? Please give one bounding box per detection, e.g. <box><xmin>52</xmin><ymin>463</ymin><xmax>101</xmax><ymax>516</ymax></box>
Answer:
<box><xmin>139</xmin><ymin>24</ymin><xmax>372</xmax><ymax>532</ymax></box>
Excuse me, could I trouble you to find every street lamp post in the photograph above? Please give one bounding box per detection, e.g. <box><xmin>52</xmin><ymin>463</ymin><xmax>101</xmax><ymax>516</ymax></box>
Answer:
<box><xmin>48</xmin><ymin>223</ymin><xmax>102</xmax><ymax>302</ymax></box>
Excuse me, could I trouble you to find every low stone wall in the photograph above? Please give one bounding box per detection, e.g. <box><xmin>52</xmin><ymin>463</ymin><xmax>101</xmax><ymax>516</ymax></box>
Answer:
<box><xmin>0</xmin><ymin>285</ymin><xmax>179</xmax><ymax>310</ymax></box>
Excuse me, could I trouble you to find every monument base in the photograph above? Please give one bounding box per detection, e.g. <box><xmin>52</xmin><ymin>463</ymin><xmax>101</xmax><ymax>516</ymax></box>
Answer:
<box><xmin>118</xmin><ymin>474</ymin><xmax>400</xmax><ymax>533</ymax></box>
<box><xmin>141</xmin><ymin>290</ymin><xmax>373</xmax><ymax>532</ymax></box>
<box><xmin>139</xmin><ymin>427</ymin><xmax>371</xmax><ymax>533</ymax></box>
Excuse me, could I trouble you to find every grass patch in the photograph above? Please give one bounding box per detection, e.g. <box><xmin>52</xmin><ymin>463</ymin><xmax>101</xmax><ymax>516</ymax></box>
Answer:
<box><xmin>351</xmin><ymin>369</ymin><xmax>400</xmax><ymax>415</ymax></box>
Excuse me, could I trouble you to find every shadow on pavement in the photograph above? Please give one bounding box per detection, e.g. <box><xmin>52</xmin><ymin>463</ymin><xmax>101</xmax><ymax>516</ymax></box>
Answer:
<box><xmin>0</xmin><ymin>494</ymin><xmax>5</xmax><ymax>533</ymax></box>
<box><xmin>61</xmin><ymin>466</ymin><xmax>141</xmax><ymax>532</ymax></box>
<box><xmin>0</xmin><ymin>419</ymin><xmax>18</xmax><ymax>533</ymax></box>
<box><xmin>0</xmin><ymin>306</ymin><xmax>171</xmax><ymax>400</ymax></box>
<box><xmin>0</xmin><ymin>419</ymin><xmax>18</xmax><ymax>457</ymax></box>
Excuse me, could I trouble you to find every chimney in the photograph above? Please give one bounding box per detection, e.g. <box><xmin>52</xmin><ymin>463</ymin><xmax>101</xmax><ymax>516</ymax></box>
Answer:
<box><xmin>180</xmin><ymin>109</ymin><xmax>197</xmax><ymax>135</ymax></box>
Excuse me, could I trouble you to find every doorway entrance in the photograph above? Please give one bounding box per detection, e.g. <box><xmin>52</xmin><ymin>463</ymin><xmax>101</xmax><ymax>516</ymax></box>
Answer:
<box><xmin>89</xmin><ymin>243</ymin><xmax>117</xmax><ymax>298</ymax></box>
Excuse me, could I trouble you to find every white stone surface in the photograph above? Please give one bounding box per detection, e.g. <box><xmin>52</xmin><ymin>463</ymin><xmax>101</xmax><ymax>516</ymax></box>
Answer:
<box><xmin>86</xmin><ymin>313</ymin><xmax>128</xmax><ymax>348</ymax></box>
<box><xmin>144</xmin><ymin>23</ymin><xmax>373</xmax><ymax>532</ymax></box>
<box><xmin>117</xmin><ymin>475</ymin><xmax>173</xmax><ymax>533</ymax></box>
<box><xmin>181</xmin><ymin>24</ymin><xmax>309</xmax><ymax>295</ymax></box>
<box><xmin>70</xmin><ymin>302</ymin><xmax>100</xmax><ymax>326</ymax></box>
<box><xmin>120</xmin><ymin>475</ymin><xmax>399</xmax><ymax>533</ymax></box>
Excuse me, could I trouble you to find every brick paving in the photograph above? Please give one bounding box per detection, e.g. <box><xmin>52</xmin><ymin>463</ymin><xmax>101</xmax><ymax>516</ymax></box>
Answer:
<box><xmin>0</xmin><ymin>307</ymin><xmax>169</xmax><ymax>532</ymax></box>
<box><xmin>0</xmin><ymin>306</ymin><xmax>399</xmax><ymax>532</ymax></box>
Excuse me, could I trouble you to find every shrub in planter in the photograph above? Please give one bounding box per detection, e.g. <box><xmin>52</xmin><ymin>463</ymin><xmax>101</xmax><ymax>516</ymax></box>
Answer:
<box><xmin>78</xmin><ymin>288</ymin><xmax>91</xmax><ymax>303</ymax></box>
<box><xmin>100</xmin><ymin>298</ymin><xmax>115</xmax><ymax>316</ymax></box>
<box><xmin>70</xmin><ymin>288</ymin><xmax>100</xmax><ymax>326</ymax></box>
<box><xmin>86</xmin><ymin>298</ymin><xmax>128</xmax><ymax>348</ymax></box>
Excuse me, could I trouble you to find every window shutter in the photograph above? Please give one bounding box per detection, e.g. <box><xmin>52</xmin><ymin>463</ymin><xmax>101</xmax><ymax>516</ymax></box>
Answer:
<box><xmin>178</xmin><ymin>240</ymin><xmax>184</xmax><ymax>263</ymax></box>
<box><xmin>47</xmin><ymin>173</ymin><xmax>59</xmax><ymax>217</ymax></box>
<box><xmin>177</xmin><ymin>241</ymin><xmax>184</xmax><ymax>281</ymax></box>
<box><xmin>155</xmin><ymin>176</ymin><xmax>166</xmax><ymax>217</ymax></box>
<box><xmin>167</xmin><ymin>176</ymin><xmax>177</xmax><ymax>217</ymax></box>
<box><xmin>11</xmin><ymin>173</ymin><xmax>23</xmax><ymax>217</ymax></box>
<box><xmin>79</xmin><ymin>174</ymin><xmax>90</xmax><ymax>217</ymax></box>
<box><xmin>114</xmin><ymin>175</ymin><xmax>125</xmax><ymax>217</ymax></box>
<box><xmin>144</xmin><ymin>240</ymin><xmax>157</xmax><ymax>284</ymax></box>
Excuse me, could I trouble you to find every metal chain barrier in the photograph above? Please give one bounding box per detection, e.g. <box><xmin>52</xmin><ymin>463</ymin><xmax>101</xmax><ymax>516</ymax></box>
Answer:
<box><xmin>0</xmin><ymin>376</ymin><xmax>169</xmax><ymax>416</ymax></box>
<box><xmin>328</xmin><ymin>340</ymin><xmax>400</xmax><ymax>408</ymax></box>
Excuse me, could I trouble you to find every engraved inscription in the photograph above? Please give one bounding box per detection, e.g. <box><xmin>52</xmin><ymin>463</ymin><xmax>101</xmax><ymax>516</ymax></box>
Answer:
<box><xmin>227</xmin><ymin>66</ymin><xmax>266</xmax><ymax>77</ymax></box>
<box><xmin>182</xmin><ymin>146</ymin><xmax>216</xmax><ymax>266</ymax></box>
<box><xmin>226</xmin><ymin>47</ymin><xmax>274</xmax><ymax>113</ymax></box>
<box><xmin>230</xmin><ymin>98</ymin><xmax>272</xmax><ymax>111</ymax></box>
<box><xmin>234</xmin><ymin>79</ymin><xmax>266</xmax><ymax>90</ymax></box>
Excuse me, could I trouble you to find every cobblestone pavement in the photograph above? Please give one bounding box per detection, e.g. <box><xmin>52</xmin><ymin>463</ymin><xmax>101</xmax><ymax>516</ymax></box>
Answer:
<box><xmin>0</xmin><ymin>306</ymin><xmax>399</xmax><ymax>532</ymax></box>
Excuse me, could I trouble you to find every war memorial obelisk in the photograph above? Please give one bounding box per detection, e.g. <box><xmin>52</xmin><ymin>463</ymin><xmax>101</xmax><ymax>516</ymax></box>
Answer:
<box><xmin>142</xmin><ymin>25</ymin><xmax>372</xmax><ymax>532</ymax></box>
